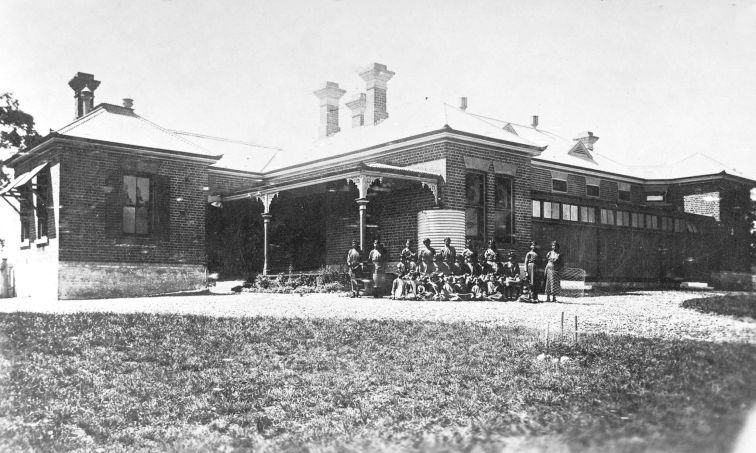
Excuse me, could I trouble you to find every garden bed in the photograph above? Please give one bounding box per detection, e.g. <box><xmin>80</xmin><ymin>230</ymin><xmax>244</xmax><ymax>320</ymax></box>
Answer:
<box><xmin>681</xmin><ymin>294</ymin><xmax>756</xmax><ymax>319</ymax></box>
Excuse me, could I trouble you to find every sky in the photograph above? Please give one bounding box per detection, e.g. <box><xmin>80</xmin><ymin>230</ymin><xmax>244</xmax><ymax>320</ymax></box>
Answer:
<box><xmin>1</xmin><ymin>0</ymin><xmax>755</xmax><ymax>175</ymax></box>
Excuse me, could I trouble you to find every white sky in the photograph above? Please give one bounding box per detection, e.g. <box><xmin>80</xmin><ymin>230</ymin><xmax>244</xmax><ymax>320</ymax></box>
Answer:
<box><xmin>1</xmin><ymin>0</ymin><xmax>755</xmax><ymax>174</ymax></box>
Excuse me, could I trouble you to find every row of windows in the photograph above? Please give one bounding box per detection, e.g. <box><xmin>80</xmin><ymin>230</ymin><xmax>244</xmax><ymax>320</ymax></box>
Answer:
<box><xmin>532</xmin><ymin>200</ymin><xmax>698</xmax><ymax>233</ymax></box>
<box><xmin>465</xmin><ymin>173</ymin><xmax>514</xmax><ymax>244</ymax></box>
<box><xmin>550</xmin><ymin>176</ymin><xmax>633</xmax><ymax>202</ymax></box>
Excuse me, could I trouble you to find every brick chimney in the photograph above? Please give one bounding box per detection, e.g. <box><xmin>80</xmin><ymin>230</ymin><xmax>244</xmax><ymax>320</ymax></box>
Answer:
<box><xmin>359</xmin><ymin>63</ymin><xmax>395</xmax><ymax>125</ymax></box>
<box><xmin>531</xmin><ymin>115</ymin><xmax>539</xmax><ymax>128</ymax></box>
<box><xmin>313</xmin><ymin>81</ymin><xmax>346</xmax><ymax>137</ymax></box>
<box><xmin>345</xmin><ymin>93</ymin><xmax>366</xmax><ymax>127</ymax></box>
<box><xmin>68</xmin><ymin>72</ymin><xmax>101</xmax><ymax>119</ymax></box>
<box><xmin>575</xmin><ymin>131</ymin><xmax>599</xmax><ymax>150</ymax></box>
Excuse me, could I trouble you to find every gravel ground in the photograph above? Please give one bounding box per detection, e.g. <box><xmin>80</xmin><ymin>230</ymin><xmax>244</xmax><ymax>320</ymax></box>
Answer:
<box><xmin>1</xmin><ymin>290</ymin><xmax>753</xmax><ymax>344</ymax></box>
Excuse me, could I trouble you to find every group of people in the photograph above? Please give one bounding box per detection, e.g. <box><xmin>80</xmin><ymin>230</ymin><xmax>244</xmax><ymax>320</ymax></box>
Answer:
<box><xmin>346</xmin><ymin>237</ymin><xmax>563</xmax><ymax>302</ymax></box>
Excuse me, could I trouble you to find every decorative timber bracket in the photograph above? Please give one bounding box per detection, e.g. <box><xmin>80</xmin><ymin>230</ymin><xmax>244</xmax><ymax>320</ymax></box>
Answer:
<box><xmin>252</xmin><ymin>191</ymin><xmax>279</xmax><ymax>214</ymax></box>
<box><xmin>346</xmin><ymin>174</ymin><xmax>382</xmax><ymax>199</ymax></box>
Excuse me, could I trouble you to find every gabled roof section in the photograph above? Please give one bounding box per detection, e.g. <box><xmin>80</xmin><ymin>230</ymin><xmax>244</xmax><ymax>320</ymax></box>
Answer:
<box><xmin>172</xmin><ymin>131</ymin><xmax>281</xmax><ymax>173</ymax></box>
<box><xmin>55</xmin><ymin>103</ymin><xmax>221</xmax><ymax>158</ymax></box>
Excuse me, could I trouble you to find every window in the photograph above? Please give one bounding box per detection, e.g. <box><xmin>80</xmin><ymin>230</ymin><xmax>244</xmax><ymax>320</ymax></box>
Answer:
<box><xmin>632</xmin><ymin>213</ymin><xmax>644</xmax><ymax>228</ymax></box>
<box><xmin>35</xmin><ymin>170</ymin><xmax>50</xmax><ymax>239</ymax></box>
<box><xmin>122</xmin><ymin>175</ymin><xmax>151</xmax><ymax>235</ymax></box>
<box><xmin>552</xmin><ymin>179</ymin><xmax>567</xmax><ymax>193</ymax></box>
<box><xmin>465</xmin><ymin>173</ymin><xmax>485</xmax><ymax>239</ymax></box>
<box><xmin>616</xmin><ymin>211</ymin><xmax>627</xmax><ymax>227</ymax></box>
<box><xmin>645</xmin><ymin>214</ymin><xmax>658</xmax><ymax>229</ymax></box>
<box><xmin>686</xmin><ymin>222</ymin><xmax>699</xmax><ymax>233</ymax></box>
<box><xmin>674</xmin><ymin>218</ymin><xmax>684</xmax><ymax>233</ymax></box>
<box><xmin>586</xmin><ymin>184</ymin><xmax>600</xmax><ymax>197</ymax></box>
<box><xmin>543</xmin><ymin>201</ymin><xmax>560</xmax><ymax>220</ymax></box>
<box><xmin>661</xmin><ymin>217</ymin><xmax>673</xmax><ymax>231</ymax></box>
<box><xmin>532</xmin><ymin>200</ymin><xmax>541</xmax><ymax>218</ymax></box>
<box><xmin>618</xmin><ymin>182</ymin><xmax>631</xmax><ymax>202</ymax></box>
<box><xmin>19</xmin><ymin>182</ymin><xmax>33</xmax><ymax>243</ymax></box>
<box><xmin>600</xmin><ymin>209</ymin><xmax>615</xmax><ymax>225</ymax></box>
<box><xmin>494</xmin><ymin>176</ymin><xmax>514</xmax><ymax>243</ymax></box>
<box><xmin>562</xmin><ymin>203</ymin><xmax>578</xmax><ymax>221</ymax></box>
<box><xmin>646</xmin><ymin>193</ymin><xmax>665</xmax><ymax>202</ymax></box>
<box><xmin>580</xmin><ymin>206</ymin><xmax>596</xmax><ymax>223</ymax></box>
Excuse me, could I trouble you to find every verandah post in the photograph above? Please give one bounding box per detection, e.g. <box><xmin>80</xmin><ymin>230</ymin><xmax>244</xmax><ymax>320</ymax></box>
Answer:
<box><xmin>356</xmin><ymin>198</ymin><xmax>369</xmax><ymax>250</ymax></box>
<box><xmin>262</xmin><ymin>213</ymin><xmax>272</xmax><ymax>276</ymax></box>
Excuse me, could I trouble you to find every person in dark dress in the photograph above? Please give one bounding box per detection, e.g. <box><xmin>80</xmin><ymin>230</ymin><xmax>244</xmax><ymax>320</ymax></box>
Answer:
<box><xmin>439</xmin><ymin>237</ymin><xmax>457</xmax><ymax>275</ymax></box>
<box><xmin>419</xmin><ymin>238</ymin><xmax>436</xmax><ymax>273</ymax></box>
<box><xmin>501</xmin><ymin>252</ymin><xmax>521</xmax><ymax>300</ymax></box>
<box><xmin>346</xmin><ymin>240</ymin><xmax>364</xmax><ymax>297</ymax></box>
<box><xmin>524</xmin><ymin>240</ymin><xmax>542</xmax><ymax>302</ymax></box>
<box><xmin>543</xmin><ymin>240</ymin><xmax>563</xmax><ymax>302</ymax></box>
<box><xmin>368</xmin><ymin>239</ymin><xmax>388</xmax><ymax>297</ymax></box>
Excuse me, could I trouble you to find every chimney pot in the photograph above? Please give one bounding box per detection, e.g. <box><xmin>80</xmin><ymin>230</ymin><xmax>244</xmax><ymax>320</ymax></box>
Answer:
<box><xmin>359</xmin><ymin>62</ymin><xmax>395</xmax><ymax>125</ymax></box>
<box><xmin>313</xmin><ymin>81</ymin><xmax>346</xmax><ymax>137</ymax></box>
<box><xmin>122</xmin><ymin>98</ymin><xmax>134</xmax><ymax>109</ymax></box>
<box><xmin>345</xmin><ymin>93</ymin><xmax>367</xmax><ymax>128</ymax></box>
<box><xmin>459</xmin><ymin>97</ymin><xmax>468</xmax><ymax>111</ymax></box>
<box><xmin>69</xmin><ymin>72</ymin><xmax>101</xmax><ymax>119</ymax></box>
<box><xmin>532</xmin><ymin>115</ymin><xmax>539</xmax><ymax>128</ymax></box>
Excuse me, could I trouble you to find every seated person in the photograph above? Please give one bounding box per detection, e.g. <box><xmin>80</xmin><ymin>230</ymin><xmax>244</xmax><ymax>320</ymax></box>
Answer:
<box><xmin>484</xmin><ymin>240</ymin><xmax>501</xmax><ymax>274</ymax></box>
<box><xmin>501</xmin><ymin>252</ymin><xmax>521</xmax><ymax>300</ymax></box>
<box><xmin>391</xmin><ymin>263</ymin><xmax>408</xmax><ymax>299</ymax></box>
<box><xmin>471</xmin><ymin>277</ymin><xmax>488</xmax><ymax>300</ymax></box>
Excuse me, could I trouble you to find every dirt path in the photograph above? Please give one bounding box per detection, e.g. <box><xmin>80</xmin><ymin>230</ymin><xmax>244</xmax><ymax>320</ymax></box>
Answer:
<box><xmin>1</xmin><ymin>290</ymin><xmax>753</xmax><ymax>344</ymax></box>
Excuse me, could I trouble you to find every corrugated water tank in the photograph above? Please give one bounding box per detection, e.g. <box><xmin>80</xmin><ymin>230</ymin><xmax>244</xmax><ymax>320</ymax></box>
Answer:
<box><xmin>417</xmin><ymin>209</ymin><xmax>465</xmax><ymax>251</ymax></box>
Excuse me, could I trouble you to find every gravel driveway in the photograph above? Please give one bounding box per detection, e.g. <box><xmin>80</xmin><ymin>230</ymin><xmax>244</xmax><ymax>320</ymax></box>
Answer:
<box><xmin>1</xmin><ymin>290</ymin><xmax>753</xmax><ymax>344</ymax></box>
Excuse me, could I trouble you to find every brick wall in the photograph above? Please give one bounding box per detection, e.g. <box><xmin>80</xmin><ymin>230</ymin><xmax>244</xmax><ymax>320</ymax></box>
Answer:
<box><xmin>208</xmin><ymin>171</ymin><xmax>261</xmax><ymax>195</ymax></box>
<box><xmin>599</xmin><ymin>179</ymin><xmax>618</xmax><ymax>202</ymax></box>
<box><xmin>58</xmin><ymin>144</ymin><xmax>208</xmax><ymax>265</ymax></box>
<box><xmin>58</xmin><ymin>261</ymin><xmax>206</xmax><ymax>299</ymax></box>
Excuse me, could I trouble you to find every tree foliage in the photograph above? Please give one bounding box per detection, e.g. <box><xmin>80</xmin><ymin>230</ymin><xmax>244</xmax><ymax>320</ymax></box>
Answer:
<box><xmin>0</xmin><ymin>93</ymin><xmax>41</xmax><ymax>184</ymax></box>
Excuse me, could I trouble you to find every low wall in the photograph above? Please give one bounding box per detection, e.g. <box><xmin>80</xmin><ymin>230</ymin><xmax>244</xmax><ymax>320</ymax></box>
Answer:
<box><xmin>59</xmin><ymin>261</ymin><xmax>207</xmax><ymax>300</ymax></box>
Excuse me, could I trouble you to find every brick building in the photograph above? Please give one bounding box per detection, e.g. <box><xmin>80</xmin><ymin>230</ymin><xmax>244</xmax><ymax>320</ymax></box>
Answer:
<box><xmin>1</xmin><ymin>66</ymin><xmax>753</xmax><ymax>298</ymax></box>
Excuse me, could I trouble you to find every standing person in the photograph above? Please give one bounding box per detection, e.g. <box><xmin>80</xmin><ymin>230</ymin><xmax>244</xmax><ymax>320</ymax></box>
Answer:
<box><xmin>400</xmin><ymin>239</ymin><xmax>417</xmax><ymax>272</ymax></box>
<box><xmin>524</xmin><ymin>241</ymin><xmax>542</xmax><ymax>302</ymax></box>
<box><xmin>419</xmin><ymin>238</ymin><xmax>436</xmax><ymax>273</ymax></box>
<box><xmin>439</xmin><ymin>237</ymin><xmax>457</xmax><ymax>275</ymax></box>
<box><xmin>369</xmin><ymin>239</ymin><xmax>388</xmax><ymax>297</ymax></box>
<box><xmin>484</xmin><ymin>239</ymin><xmax>500</xmax><ymax>274</ymax></box>
<box><xmin>543</xmin><ymin>240</ymin><xmax>563</xmax><ymax>302</ymax></box>
<box><xmin>346</xmin><ymin>240</ymin><xmax>363</xmax><ymax>297</ymax></box>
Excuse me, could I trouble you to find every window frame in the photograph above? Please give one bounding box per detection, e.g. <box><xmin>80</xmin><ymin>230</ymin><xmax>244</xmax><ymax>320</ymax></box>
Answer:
<box><xmin>551</xmin><ymin>178</ymin><xmax>567</xmax><ymax>193</ymax></box>
<box><xmin>586</xmin><ymin>184</ymin><xmax>600</xmax><ymax>198</ymax></box>
<box><xmin>493</xmin><ymin>175</ymin><xmax>514</xmax><ymax>244</ymax></box>
<box><xmin>122</xmin><ymin>174</ymin><xmax>153</xmax><ymax>236</ymax></box>
<box><xmin>464</xmin><ymin>172</ymin><xmax>486</xmax><ymax>241</ymax></box>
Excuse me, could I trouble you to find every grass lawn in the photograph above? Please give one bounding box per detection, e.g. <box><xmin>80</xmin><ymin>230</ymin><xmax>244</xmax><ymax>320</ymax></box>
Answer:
<box><xmin>0</xmin><ymin>313</ymin><xmax>754</xmax><ymax>452</ymax></box>
<box><xmin>682</xmin><ymin>294</ymin><xmax>756</xmax><ymax>319</ymax></box>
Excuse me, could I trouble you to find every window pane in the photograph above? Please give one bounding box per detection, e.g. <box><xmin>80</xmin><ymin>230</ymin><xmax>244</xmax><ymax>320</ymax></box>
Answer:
<box><xmin>532</xmin><ymin>200</ymin><xmax>540</xmax><ymax>217</ymax></box>
<box><xmin>619</xmin><ymin>190</ymin><xmax>631</xmax><ymax>201</ymax></box>
<box><xmin>123</xmin><ymin>176</ymin><xmax>136</xmax><ymax>206</ymax></box>
<box><xmin>465</xmin><ymin>208</ymin><xmax>483</xmax><ymax>238</ymax></box>
<box><xmin>624</xmin><ymin>212</ymin><xmax>630</xmax><ymax>227</ymax></box>
<box><xmin>571</xmin><ymin>205</ymin><xmax>578</xmax><ymax>222</ymax></box>
<box><xmin>607</xmin><ymin>210</ymin><xmax>615</xmax><ymax>225</ymax></box>
<box><xmin>494</xmin><ymin>210</ymin><xmax>512</xmax><ymax>243</ymax></box>
<box><xmin>495</xmin><ymin>176</ymin><xmax>511</xmax><ymax>209</ymax></box>
<box><xmin>600</xmin><ymin>209</ymin><xmax>607</xmax><ymax>224</ymax></box>
<box><xmin>588</xmin><ymin>208</ymin><xmax>595</xmax><ymax>223</ymax></box>
<box><xmin>551</xmin><ymin>203</ymin><xmax>560</xmax><ymax>219</ymax></box>
<box><xmin>587</xmin><ymin>185</ymin><xmax>599</xmax><ymax>197</ymax></box>
<box><xmin>544</xmin><ymin>202</ymin><xmax>552</xmax><ymax>219</ymax></box>
<box><xmin>562</xmin><ymin>204</ymin><xmax>570</xmax><ymax>220</ymax></box>
<box><xmin>136</xmin><ymin>207</ymin><xmax>149</xmax><ymax>234</ymax></box>
<box><xmin>465</xmin><ymin>173</ymin><xmax>484</xmax><ymax>206</ymax></box>
<box><xmin>136</xmin><ymin>177</ymin><xmax>150</xmax><ymax>206</ymax></box>
<box><xmin>123</xmin><ymin>206</ymin><xmax>135</xmax><ymax>234</ymax></box>
<box><xmin>580</xmin><ymin>206</ymin><xmax>587</xmax><ymax>222</ymax></box>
